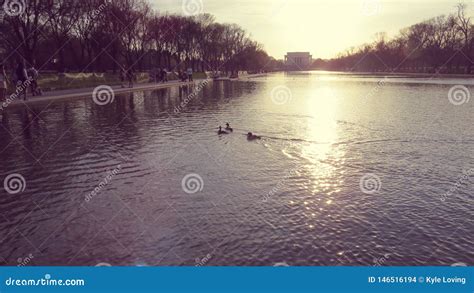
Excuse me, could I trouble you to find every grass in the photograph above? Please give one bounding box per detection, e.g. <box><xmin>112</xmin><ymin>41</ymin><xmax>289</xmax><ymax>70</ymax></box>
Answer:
<box><xmin>38</xmin><ymin>73</ymin><xmax>125</xmax><ymax>91</ymax></box>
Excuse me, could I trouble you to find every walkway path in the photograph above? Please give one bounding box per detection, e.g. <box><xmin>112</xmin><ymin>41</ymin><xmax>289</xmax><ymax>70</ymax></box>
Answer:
<box><xmin>4</xmin><ymin>73</ymin><xmax>267</xmax><ymax>109</ymax></box>
<box><xmin>6</xmin><ymin>79</ymin><xmax>207</xmax><ymax>108</ymax></box>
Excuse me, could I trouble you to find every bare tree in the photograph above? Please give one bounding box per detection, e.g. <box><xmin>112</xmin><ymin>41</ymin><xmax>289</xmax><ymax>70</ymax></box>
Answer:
<box><xmin>0</xmin><ymin>0</ymin><xmax>277</xmax><ymax>74</ymax></box>
<box><xmin>456</xmin><ymin>3</ymin><xmax>473</xmax><ymax>73</ymax></box>
<box><xmin>1</xmin><ymin>0</ymin><xmax>52</xmax><ymax>65</ymax></box>
<box><xmin>47</xmin><ymin>0</ymin><xmax>80</xmax><ymax>71</ymax></box>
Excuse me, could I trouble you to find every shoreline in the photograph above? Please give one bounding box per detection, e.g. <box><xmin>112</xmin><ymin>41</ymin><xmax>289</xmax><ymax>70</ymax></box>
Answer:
<box><xmin>305</xmin><ymin>70</ymin><xmax>474</xmax><ymax>78</ymax></box>
<box><xmin>2</xmin><ymin>73</ymin><xmax>268</xmax><ymax>110</ymax></box>
<box><xmin>3</xmin><ymin>80</ymin><xmax>205</xmax><ymax>109</ymax></box>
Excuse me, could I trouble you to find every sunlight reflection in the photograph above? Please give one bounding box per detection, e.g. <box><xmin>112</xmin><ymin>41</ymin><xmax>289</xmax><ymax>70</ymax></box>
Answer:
<box><xmin>300</xmin><ymin>86</ymin><xmax>346</xmax><ymax>207</ymax></box>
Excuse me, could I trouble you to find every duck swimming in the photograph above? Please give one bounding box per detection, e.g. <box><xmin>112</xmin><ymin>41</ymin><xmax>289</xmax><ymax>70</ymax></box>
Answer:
<box><xmin>247</xmin><ymin>132</ymin><xmax>261</xmax><ymax>140</ymax></box>
<box><xmin>218</xmin><ymin>126</ymin><xmax>229</xmax><ymax>135</ymax></box>
<box><xmin>225</xmin><ymin>123</ymin><xmax>233</xmax><ymax>132</ymax></box>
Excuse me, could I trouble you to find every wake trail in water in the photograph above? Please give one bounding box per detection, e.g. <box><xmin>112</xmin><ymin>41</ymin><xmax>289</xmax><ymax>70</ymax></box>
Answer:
<box><xmin>220</xmin><ymin>127</ymin><xmax>468</xmax><ymax>147</ymax></box>
<box><xmin>222</xmin><ymin>129</ymin><xmax>405</xmax><ymax>146</ymax></box>
<box><xmin>227</xmin><ymin>129</ymin><xmax>330</xmax><ymax>144</ymax></box>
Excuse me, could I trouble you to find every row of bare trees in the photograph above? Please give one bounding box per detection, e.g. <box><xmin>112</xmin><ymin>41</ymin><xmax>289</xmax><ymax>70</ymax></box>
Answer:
<box><xmin>316</xmin><ymin>4</ymin><xmax>474</xmax><ymax>74</ymax></box>
<box><xmin>0</xmin><ymin>0</ymin><xmax>276</xmax><ymax>73</ymax></box>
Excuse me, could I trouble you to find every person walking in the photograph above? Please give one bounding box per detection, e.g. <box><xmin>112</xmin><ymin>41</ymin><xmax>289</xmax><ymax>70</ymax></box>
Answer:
<box><xmin>27</xmin><ymin>63</ymin><xmax>40</xmax><ymax>96</ymax></box>
<box><xmin>161</xmin><ymin>68</ymin><xmax>168</xmax><ymax>83</ymax></box>
<box><xmin>120</xmin><ymin>68</ymin><xmax>126</xmax><ymax>88</ymax></box>
<box><xmin>126</xmin><ymin>68</ymin><xmax>135</xmax><ymax>88</ymax></box>
<box><xmin>15</xmin><ymin>61</ymin><xmax>28</xmax><ymax>100</ymax></box>
<box><xmin>0</xmin><ymin>63</ymin><xmax>7</xmax><ymax>102</ymax></box>
<box><xmin>156</xmin><ymin>68</ymin><xmax>161</xmax><ymax>83</ymax></box>
<box><xmin>187</xmin><ymin>67</ymin><xmax>193</xmax><ymax>82</ymax></box>
<box><xmin>149</xmin><ymin>68</ymin><xmax>155</xmax><ymax>83</ymax></box>
<box><xmin>178</xmin><ymin>70</ymin><xmax>186</xmax><ymax>82</ymax></box>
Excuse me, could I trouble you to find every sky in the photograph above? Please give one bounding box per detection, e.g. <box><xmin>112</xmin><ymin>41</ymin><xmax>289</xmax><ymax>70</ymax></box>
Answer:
<box><xmin>151</xmin><ymin>0</ymin><xmax>468</xmax><ymax>59</ymax></box>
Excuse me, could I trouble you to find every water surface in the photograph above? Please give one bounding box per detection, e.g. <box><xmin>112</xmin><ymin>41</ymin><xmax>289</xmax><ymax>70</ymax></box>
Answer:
<box><xmin>0</xmin><ymin>72</ymin><xmax>472</xmax><ymax>266</ymax></box>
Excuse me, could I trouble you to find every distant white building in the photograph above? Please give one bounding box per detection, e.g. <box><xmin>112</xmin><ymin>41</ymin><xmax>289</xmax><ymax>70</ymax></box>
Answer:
<box><xmin>285</xmin><ymin>52</ymin><xmax>313</xmax><ymax>70</ymax></box>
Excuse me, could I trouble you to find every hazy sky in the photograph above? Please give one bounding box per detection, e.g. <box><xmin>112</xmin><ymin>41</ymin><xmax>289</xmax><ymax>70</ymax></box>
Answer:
<box><xmin>152</xmin><ymin>0</ymin><xmax>467</xmax><ymax>59</ymax></box>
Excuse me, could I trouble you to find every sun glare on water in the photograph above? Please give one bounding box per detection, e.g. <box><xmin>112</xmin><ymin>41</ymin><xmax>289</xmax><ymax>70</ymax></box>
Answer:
<box><xmin>301</xmin><ymin>86</ymin><xmax>345</xmax><ymax>204</ymax></box>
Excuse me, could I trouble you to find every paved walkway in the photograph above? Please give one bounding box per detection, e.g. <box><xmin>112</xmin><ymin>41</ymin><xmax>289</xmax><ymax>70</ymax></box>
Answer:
<box><xmin>7</xmin><ymin>79</ymin><xmax>205</xmax><ymax>108</ymax></box>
